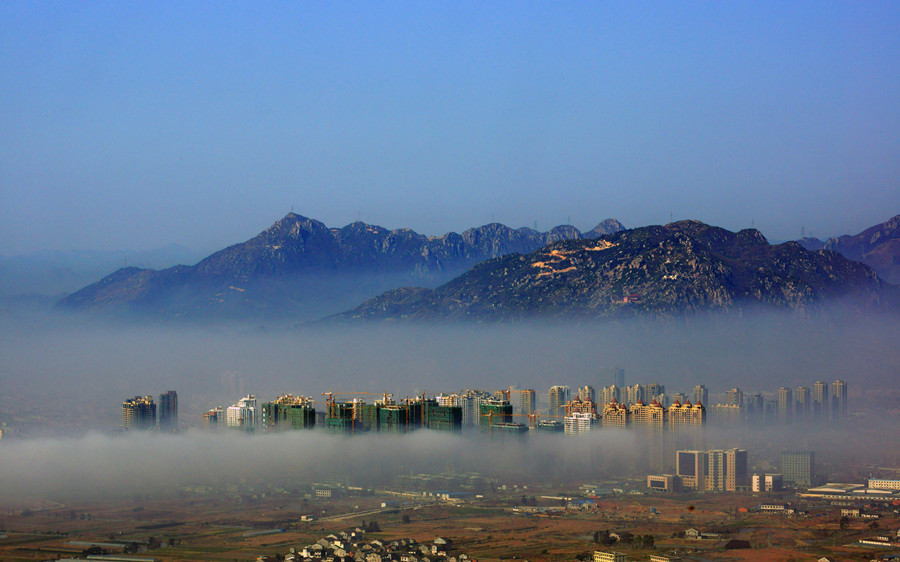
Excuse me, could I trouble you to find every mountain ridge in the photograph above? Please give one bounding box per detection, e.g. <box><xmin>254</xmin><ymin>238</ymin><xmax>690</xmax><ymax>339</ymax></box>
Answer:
<box><xmin>822</xmin><ymin>215</ymin><xmax>900</xmax><ymax>284</ymax></box>
<box><xmin>334</xmin><ymin>220</ymin><xmax>891</xmax><ymax>323</ymax></box>
<box><xmin>56</xmin><ymin>213</ymin><xmax>625</xmax><ymax>321</ymax></box>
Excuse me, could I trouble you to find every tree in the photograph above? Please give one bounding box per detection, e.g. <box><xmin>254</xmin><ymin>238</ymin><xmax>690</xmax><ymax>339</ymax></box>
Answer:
<box><xmin>642</xmin><ymin>534</ymin><xmax>654</xmax><ymax>548</ymax></box>
<box><xmin>402</xmin><ymin>515</ymin><xmax>410</xmax><ymax>524</ymax></box>
<box><xmin>600</xmin><ymin>530</ymin><xmax>615</xmax><ymax>546</ymax></box>
<box><xmin>367</xmin><ymin>520</ymin><xmax>381</xmax><ymax>532</ymax></box>
<box><xmin>839</xmin><ymin>516</ymin><xmax>849</xmax><ymax>530</ymax></box>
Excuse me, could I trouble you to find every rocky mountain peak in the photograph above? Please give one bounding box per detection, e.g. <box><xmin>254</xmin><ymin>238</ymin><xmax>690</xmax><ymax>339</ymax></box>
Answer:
<box><xmin>585</xmin><ymin>218</ymin><xmax>626</xmax><ymax>238</ymax></box>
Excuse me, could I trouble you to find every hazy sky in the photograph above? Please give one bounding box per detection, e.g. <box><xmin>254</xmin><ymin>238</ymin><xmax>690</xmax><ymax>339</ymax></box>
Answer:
<box><xmin>2</xmin><ymin>2</ymin><xmax>899</xmax><ymax>255</ymax></box>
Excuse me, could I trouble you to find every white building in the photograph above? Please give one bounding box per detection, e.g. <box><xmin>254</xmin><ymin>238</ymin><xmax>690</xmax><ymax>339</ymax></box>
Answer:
<box><xmin>593</xmin><ymin>552</ymin><xmax>627</xmax><ymax>562</ymax></box>
<box><xmin>565</xmin><ymin>412</ymin><xmax>595</xmax><ymax>435</ymax></box>
<box><xmin>226</xmin><ymin>394</ymin><xmax>259</xmax><ymax>430</ymax></box>
<box><xmin>752</xmin><ymin>473</ymin><xmax>783</xmax><ymax>492</ymax></box>
<box><xmin>869</xmin><ymin>479</ymin><xmax>900</xmax><ymax>490</ymax></box>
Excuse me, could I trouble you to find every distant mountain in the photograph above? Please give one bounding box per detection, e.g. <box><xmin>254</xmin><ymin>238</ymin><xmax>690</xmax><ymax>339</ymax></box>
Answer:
<box><xmin>821</xmin><ymin>215</ymin><xmax>900</xmax><ymax>285</ymax></box>
<box><xmin>55</xmin><ymin>213</ymin><xmax>625</xmax><ymax>321</ymax></box>
<box><xmin>335</xmin><ymin>221</ymin><xmax>891</xmax><ymax>323</ymax></box>
<box><xmin>0</xmin><ymin>244</ymin><xmax>202</xmax><ymax>298</ymax></box>
<box><xmin>796</xmin><ymin>237</ymin><xmax>826</xmax><ymax>251</ymax></box>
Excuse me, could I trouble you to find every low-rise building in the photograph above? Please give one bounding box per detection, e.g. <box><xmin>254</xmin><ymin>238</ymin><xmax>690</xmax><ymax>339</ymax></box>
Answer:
<box><xmin>593</xmin><ymin>551</ymin><xmax>627</xmax><ymax>562</ymax></box>
<box><xmin>647</xmin><ymin>474</ymin><xmax>682</xmax><ymax>493</ymax></box>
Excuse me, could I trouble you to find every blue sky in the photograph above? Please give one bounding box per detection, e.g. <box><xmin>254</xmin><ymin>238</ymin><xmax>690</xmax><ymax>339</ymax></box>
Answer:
<box><xmin>2</xmin><ymin>2</ymin><xmax>899</xmax><ymax>254</ymax></box>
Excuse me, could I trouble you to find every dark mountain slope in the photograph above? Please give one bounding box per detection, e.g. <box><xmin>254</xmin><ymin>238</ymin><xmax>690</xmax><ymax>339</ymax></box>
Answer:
<box><xmin>337</xmin><ymin>221</ymin><xmax>888</xmax><ymax>322</ymax></box>
<box><xmin>823</xmin><ymin>215</ymin><xmax>900</xmax><ymax>284</ymax></box>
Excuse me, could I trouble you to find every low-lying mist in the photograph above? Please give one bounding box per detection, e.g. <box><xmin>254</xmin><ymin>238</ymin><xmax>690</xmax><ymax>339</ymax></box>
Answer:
<box><xmin>2</xmin><ymin>307</ymin><xmax>898</xmax><ymax>432</ymax></box>
<box><xmin>0</xmin><ymin>430</ymin><xmax>637</xmax><ymax>502</ymax></box>
<box><xmin>1</xmin><ymin>422</ymin><xmax>896</xmax><ymax>503</ymax></box>
<box><xmin>1</xmin><ymin>305</ymin><xmax>899</xmax><ymax>501</ymax></box>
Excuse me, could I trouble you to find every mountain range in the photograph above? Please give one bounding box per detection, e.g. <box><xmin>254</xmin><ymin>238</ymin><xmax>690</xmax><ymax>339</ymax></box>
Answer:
<box><xmin>54</xmin><ymin>213</ymin><xmax>900</xmax><ymax>323</ymax></box>
<box><xmin>335</xmin><ymin>221</ymin><xmax>892</xmax><ymax>323</ymax></box>
<box><xmin>55</xmin><ymin>214</ymin><xmax>624</xmax><ymax>321</ymax></box>
<box><xmin>822</xmin><ymin>215</ymin><xmax>900</xmax><ymax>284</ymax></box>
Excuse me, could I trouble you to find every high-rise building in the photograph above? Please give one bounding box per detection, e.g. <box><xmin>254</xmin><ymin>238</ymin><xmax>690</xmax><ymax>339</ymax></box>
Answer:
<box><xmin>633</xmin><ymin>399</ymin><xmax>667</xmax><ymax>472</ymax></box>
<box><xmin>831</xmin><ymin>379</ymin><xmax>848</xmax><ymax>422</ymax></box>
<box><xmin>676</xmin><ymin>450</ymin><xmax>707</xmax><ymax>490</ymax></box>
<box><xmin>725</xmin><ymin>388</ymin><xmax>743</xmax><ymax>407</ymax></box>
<box><xmin>777</xmin><ymin>387</ymin><xmax>793</xmax><ymax>425</ymax></box>
<box><xmin>600</xmin><ymin>385</ymin><xmax>620</xmax><ymax>405</ymax></box>
<box><xmin>745</xmin><ymin>392</ymin><xmax>764</xmax><ymax>421</ymax></box>
<box><xmin>706</xmin><ymin>449</ymin><xmax>726</xmax><ymax>492</ymax></box>
<box><xmin>444</xmin><ymin>389</ymin><xmax>492</xmax><ymax>427</ymax></box>
<box><xmin>565</xmin><ymin>397</ymin><xmax>597</xmax><ymax>416</ymax></box>
<box><xmin>202</xmin><ymin>407</ymin><xmax>223</xmax><ymax>429</ymax></box>
<box><xmin>795</xmin><ymin>386</ymin><xmax>810</xmax><ymax>423</ymax></box>
<box><xmin>710</xmin><ymin>403</ymin><xmax>742</xmax><ymax>426</ymax></box>
<box><xmin>518</xmin><ymin>388</ymin><xmax>536</xmax><ymax>416</ymax></box>
<box><xmin>564</xmin><ymin>412</ymin><xmax>595</xmax><ymax>435</ymax></box>
<box><xmin>752</xmin><ymin>473</ymin><xmax>783</xmax><ymax>492</ymax></box>
<box><xmin>578</xmin><ymin>385</ymin><xmax>596</xmax><ymax>403</ymax></box>
<box><xmin>813</xmin><ymin>380</ymin><xmax>829</xmax><ymax>421</ymax></box>
<box><xmin>423</xmin><ymin>400</ymin><xmax>463</xmax><ymax>432</ymax></box>
<box><xmin>602</xmin><ymin>367</ymin><xmax>625</xmax><ymax>388</ymax></box>
<box><xmin>548</xmin><ymin>385</ymin><xmax>570</xmax><ymax>417</ymax></box>
<box><xmin>123</xmin><ymin>396</ymin><xmax>156</xmax><ymax>430</ymax></box>
<box><xmin>684</xmin><ymin>449</ymin><xmax>749</xmax><ymax>492</ymax></box>
<box><xmin>602</xmin><ymin>400</ymin><xmax>629</xmax><ymax>427</ymax></box>
<box><xmin>226</xmin><ymin>395</ymin><xmax>259</xmax><ymax>430</ymax></box>
<box><xmin>692</xmin><ymin>385</ymin><xmax>708</xmax><ymax>406</ymax></box>
<box><xmin>643</xmin><ymin>383</ymin><xmax>665</xmax><ymax>402</ymax></box>
<box><xmin>479</xmin><ymin>399</ymin><xmax>513</xmax><ymax>428</ymax></box>
<box><xmin>668</xmin><ymin>400</ymin><xmax>706</xmax><ymax>428</ymax></box>
<box><xmin>624</xmin><ymin>384</ymin><xmax>644</xmax><ymax>406</ymax></box>
<box><xmin>725</xmin><ymin>448</ymin><xmax>749</xmax><ymax>491</ymax></box>
<box><xmin>437</xmin><ymin>392</ymin><xmax>475</xmax><ymax>426</ymax></box>
<box><xmin>631</xmin><ymin>400</ymin><xmax>666</xmax><ymax>428</ymax></box>
<box><xmin>781</xmin><ymin>450</ymin><xmax>815</xmax><ymax>487</ymax></box>
<box><xmin>261</xmin><ymin>394</ymin><xmax>316</xmax><ymax>431</ymax></box>
<box><xmin>158</xmin><ymin>390</ymin><xmax>178</xmax><ymax>432</ymax></box>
